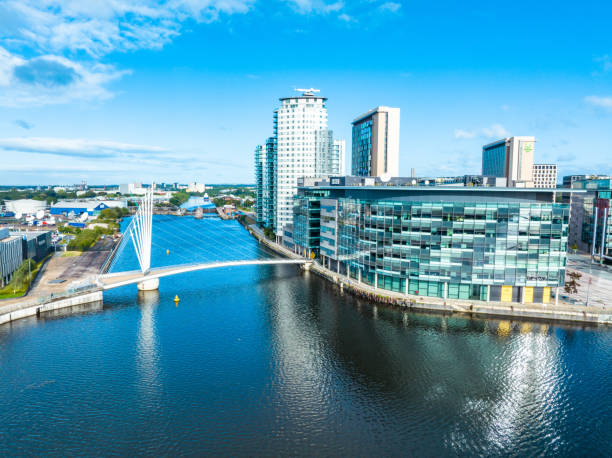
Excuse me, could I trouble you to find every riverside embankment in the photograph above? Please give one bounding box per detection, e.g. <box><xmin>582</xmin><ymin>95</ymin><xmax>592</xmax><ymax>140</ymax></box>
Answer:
<box><xmin>243</xmin><ymin>222</ymin><xmax>612</xmax><ymax>326</ymax></box>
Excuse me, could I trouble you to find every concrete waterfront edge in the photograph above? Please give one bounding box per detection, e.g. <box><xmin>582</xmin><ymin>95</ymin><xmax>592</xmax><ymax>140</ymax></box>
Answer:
<box><xmin>242</xmin><ymin>221</ymin><xmax>612</xmax><ymax>326</ymax></box>
<box><xmin>0</xmin><ymin>290</ymin><xmax>103</xmax><ymax>326</ymax></box>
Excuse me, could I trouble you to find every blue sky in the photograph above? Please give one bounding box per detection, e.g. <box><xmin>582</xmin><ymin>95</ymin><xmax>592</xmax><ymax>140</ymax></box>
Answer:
<box><xmin>0</xmin><ymin>0</ymin><xmax>611</xmax><ymax>185</ymax></box>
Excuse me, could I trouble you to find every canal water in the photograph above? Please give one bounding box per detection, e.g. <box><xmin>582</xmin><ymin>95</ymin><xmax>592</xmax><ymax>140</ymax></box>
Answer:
<box><xmin>1</xmin><ymin>216</ymin><xmax>611</xmax><ymax>456</ymax></box>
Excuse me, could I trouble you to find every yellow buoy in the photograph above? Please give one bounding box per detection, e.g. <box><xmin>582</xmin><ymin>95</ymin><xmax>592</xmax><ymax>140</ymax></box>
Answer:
<box><xmin>174</xmin><ymin>295</ymin><xmax>180</xmax><ymax>303</ymax></box>
<box><xmin>166</xmin><ymin>249</ymin><xmax>170</xmax><ymax>255</ymax></box>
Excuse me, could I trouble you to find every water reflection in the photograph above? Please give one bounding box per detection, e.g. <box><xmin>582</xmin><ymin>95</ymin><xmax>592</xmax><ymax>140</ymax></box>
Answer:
<box><xmin>136</xmin><ymin>290</ymin><xmax>161</xmax><ymax>408</ymax></box>
<box><xmin>0</xmin><ymin>217</ymin><xmax>610</xmax><ymax>456</ymax></box>
<box><xmin>261</xmin><ymin>274</ymin><xmax>599</xmax><ymax>455</ymax></box>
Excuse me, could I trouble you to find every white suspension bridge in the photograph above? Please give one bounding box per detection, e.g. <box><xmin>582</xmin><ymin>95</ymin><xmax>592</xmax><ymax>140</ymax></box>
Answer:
<box><xmin>95</xmin><ymin>190</ymin><xmax>309</xmax><ymax>291</ymax></box>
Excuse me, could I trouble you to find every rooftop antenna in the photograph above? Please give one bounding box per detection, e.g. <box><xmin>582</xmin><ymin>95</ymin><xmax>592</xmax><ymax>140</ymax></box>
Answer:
<box><xmin>295</xmin><ymin>88</ymin><xmax>320</xmax><ymax>96</ymax></box>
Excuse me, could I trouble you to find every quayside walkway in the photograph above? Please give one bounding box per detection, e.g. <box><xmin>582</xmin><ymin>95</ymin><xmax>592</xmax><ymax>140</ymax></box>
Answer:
<box><xmin>243</xmin><ymin>223</ymin><xmax>612</xmax><ymax>326</ymax></box>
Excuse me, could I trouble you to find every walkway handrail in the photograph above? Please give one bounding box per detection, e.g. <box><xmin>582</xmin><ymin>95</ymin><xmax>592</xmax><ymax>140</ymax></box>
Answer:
<box><xmin>98</xmin><ymin>258</ymin><xmax>310</xmax><ymax>291</ymax></box>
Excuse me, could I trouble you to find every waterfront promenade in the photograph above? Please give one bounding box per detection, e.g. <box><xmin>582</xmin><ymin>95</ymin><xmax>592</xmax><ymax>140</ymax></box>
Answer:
<box><xmin>246</xmin><ymin>223</ymin><xmax>612</xmax><ymax>325</ymax></box>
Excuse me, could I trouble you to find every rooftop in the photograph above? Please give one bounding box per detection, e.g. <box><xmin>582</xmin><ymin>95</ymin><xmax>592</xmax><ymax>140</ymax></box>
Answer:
<box><xmin>352</xmin><ymin>106</ymin><xmax>400</xmax><ymax>124</ymax></box>
<box><xmin>10</xmin><ymin>230</ymin><xmax>51</xmax><ymax>241</ymax></box>
<box><xmin>51</xmin><ymin>200</ymin><xmax>106</xmax><ymax>208</ymax></box>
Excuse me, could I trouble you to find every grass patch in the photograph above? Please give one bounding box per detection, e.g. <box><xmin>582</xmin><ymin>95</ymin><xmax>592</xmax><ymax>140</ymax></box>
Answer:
<box><xmin>0</xmin><ymin>255</ymin><xmax>50</xmax><ymax>300</ymax></box>
<box><xmin>61</xmin><ymin>251</ymin><xmax>82</xmax><ymax>258</ymax></box>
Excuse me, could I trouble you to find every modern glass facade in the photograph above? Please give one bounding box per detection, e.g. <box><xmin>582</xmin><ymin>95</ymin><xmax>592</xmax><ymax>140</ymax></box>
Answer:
<box><xmin>290</xmin><ymin>182</ymin><xmax>569</xmax><ymax>304</ymax></box>
<box><xmin>292</xmin><ymin>196</ymin><xmax>321</xmax><ymax>256</ymax></box>
<box><xmin>351</xmin><ymin>119</ymin><xmax>373</xmax><ymax>176</ymax></box>
<box><xmin>254</xmin><ymin>136</ymin><xmax>277</xmax><ymax>228</ymax></box>
<box><xmin>572</xmin><ymin>179</ymin><xmax>612</xmax><ymax>256</ymax></box>
<box><xmin>482</xmin><ymin>140</ymin><xmax>507</xmax><ymax>177</ymax></box>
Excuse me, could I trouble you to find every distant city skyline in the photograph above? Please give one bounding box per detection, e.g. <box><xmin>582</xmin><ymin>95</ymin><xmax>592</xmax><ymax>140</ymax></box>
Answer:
<box><xmin>1</xmin><ymin>0</ymin><xmax>612</xmax><ymax>185</ymax></box>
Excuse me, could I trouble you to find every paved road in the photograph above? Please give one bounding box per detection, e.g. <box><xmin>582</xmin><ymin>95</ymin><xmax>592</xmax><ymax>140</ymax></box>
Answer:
<box><xmin>0</xmin><ymin>239</ymin><xmax>114</xmax><ymax>308</ymax></box>
<box><xmin>564</xmin><ymin>253</ymin><xmax>612</xmax><ymax>309</ymax></box>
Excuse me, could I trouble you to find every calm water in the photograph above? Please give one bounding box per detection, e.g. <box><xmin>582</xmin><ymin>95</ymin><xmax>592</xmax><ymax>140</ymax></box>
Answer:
<box><xmin>1</xmin><ymin>216</ymin><xmax>611</xmax><ymax>456</ymax></box>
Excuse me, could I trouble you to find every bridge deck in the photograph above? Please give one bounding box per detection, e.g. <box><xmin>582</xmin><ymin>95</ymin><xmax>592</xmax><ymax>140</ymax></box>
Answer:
<box><xmin>98</xmin><ymin>259</ymin><xmax>309</xmax><ymax>290</ymax></box>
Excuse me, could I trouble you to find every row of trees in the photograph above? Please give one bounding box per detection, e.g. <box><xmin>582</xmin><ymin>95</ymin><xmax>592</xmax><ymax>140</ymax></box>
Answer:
<box><xmin>0</xmin><ymin>259</ymin><xmax>38</xmax><ymax>298</ymax></box>
<box><xmin>61</xmin><ymin>207</ymin><xmax>131</xmax><ymax>251</ymax></box>
<box><xmin>66</xmin><ymin>226</ymin><xmax>113</xmax><ymax>251</ymax></box>
<box><xmin>169</xmin><ymin>191</ymin><xmax>190</xmax><ymax>207</ymax></box>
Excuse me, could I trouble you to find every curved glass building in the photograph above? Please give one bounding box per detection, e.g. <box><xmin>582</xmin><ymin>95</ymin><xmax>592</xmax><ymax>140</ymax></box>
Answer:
<box><xmin>288</xmin><ymin>177</ymin><xmax>572</xmax><ymax>304</ymax></box>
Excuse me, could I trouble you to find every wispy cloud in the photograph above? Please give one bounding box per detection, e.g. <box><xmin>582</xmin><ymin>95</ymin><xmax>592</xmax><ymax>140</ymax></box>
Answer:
<box><xmin>379</xmin><ymin>2</ymin><xmax>401</xmax><ymax>13</ymax></box>
<box><xmin>338</xmin><ymin>13</ymin><xmax>355</xmax><ymax>22</ymax></box>
<box><xmin>584</xmin><ymin>95</ymin><xmax>612</xmax><ymax>108</ymax></box>
<box><xmin>0</xmin><ymin>137</ymin><xmax>169</xmax><ymax>159</ymax></box>
<box><xmin>14</xmin><ymin>119</ymin><xmax>33</xmax><ymax>130</ymax></box>
<box><xmin>595</xmin><ymin>55</ymin><xmax>612</xmax><ymax>73</ymax></box>
<box><xmin>454</xmin><ymin>124</ymin><xmax>509</xmax><ymax>140</ymax></box>
<box><xmin>454</xmin><ymin>129</ymin><xmax>476</xmax><ymax>140</ymax></box>
<box><xmin>285</xmin><ymin>0</ymin><xmax>344</xmax><ymax>14</ymax></box>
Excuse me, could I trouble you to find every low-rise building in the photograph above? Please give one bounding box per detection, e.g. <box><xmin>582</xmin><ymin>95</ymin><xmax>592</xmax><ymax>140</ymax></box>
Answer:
<box><xmin>186</xmin><ymin>182</ymin><xmax>206</xmax><ymax>193</ymax></box>
<box><xmin>532</xmin><ymin>164</ymin><xmax>557</xmax><ymax>188</ymax></box>
<box><xmin>4</xmin><ymin>199</ymin><xmax>47</xmax><ymax>217</ymax></box>
<box><xmin>11</xmin><ymin>231</ymin><xmax>53</xmax><ymax>262</ymax></box>
<box><xmin>0</xmin><ymin>228</ymin><xmax>23</xmax><ymax>287</ymax></box>
<box><xmin>288</xmin><ymin>176</ymin><xmax>577</xmax><ymax>304</ymax></box>
<box><xmin>50</xmin><ymin>200</ymin><xmax>111</xmax><ymax>217</ymax></box>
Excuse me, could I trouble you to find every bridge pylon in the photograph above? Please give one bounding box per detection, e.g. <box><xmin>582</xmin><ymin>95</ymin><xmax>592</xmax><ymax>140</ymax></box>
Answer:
<box><xmin>129</xmin><ymin>188</ymin><xmax>158</xmax><ymax>291</ymax></box>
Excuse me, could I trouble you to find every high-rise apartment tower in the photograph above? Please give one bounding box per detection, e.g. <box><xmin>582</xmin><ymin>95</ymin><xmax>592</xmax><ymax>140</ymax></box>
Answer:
<box><xmin>255</xmin><ymin>89</ymin><xmax>343</xmax><ymax>234</ymax></box>
<box><xmin>351</xmin><ymin>106</ymin><xmax>400</xmax><ymax>177</ymax></box>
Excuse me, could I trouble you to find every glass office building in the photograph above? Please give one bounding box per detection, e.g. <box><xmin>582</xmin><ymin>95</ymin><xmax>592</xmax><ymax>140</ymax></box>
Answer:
<box><xmin>290</xmin><ymin>177</ymin><xmax>570</xmax><ymax>304</ymax></box>
<box><xmin>571</xmin><ymin>178</ymin><xmax>612</xmax><ymax>257</ymax></box>
<box><xmin>482</xmin><ymin>140</ymin><xmax>507</xmax><ymax>177</ymax></box>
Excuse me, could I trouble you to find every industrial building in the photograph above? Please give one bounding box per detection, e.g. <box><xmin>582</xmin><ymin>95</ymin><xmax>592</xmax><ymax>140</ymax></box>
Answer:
<box><xmin>285</xmin><ymin>176</ymin><xmax>576</xmax><ymax>304</ymax></box>
<box><xmin>14</xmin><ymin>231</ymin><xmax>53</xmax><ymax>262</ymax></box>
<box><xmin>0</xmin><ymin>228</ymin><xmax>23</xmax><ymax>287</ymax></box>
<box><xmin>50</xmin><ymin>200</ymin><xmax>111</xmax><ymax>217</ymax></box>
<box><xmin>3</xmin><ymin>199</ymin><xmax>47</xmax><ymax>217</ymax></box>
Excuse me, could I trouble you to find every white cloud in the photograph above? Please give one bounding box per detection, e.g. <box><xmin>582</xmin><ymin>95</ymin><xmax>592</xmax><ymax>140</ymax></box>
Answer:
<box><xmin>284</xmin><ymin>0</ymin><xmax>344</xmax><ymax>14</ymax></box>
<box><xmin>0</xmin><ymin>0</ymin><xmax>254</xmax><ymax>106</ymax></box>
<box><xmin>454</xmin><ymin>124</ymin><xmax>509</xmax><ymax>140</ymax></box>
<box><xmin>584</xmin><ymin>95</ymin><xmax>612</xmax><ymax>108</ymax></box>
<box><xmin>379</xmin><ymin>2</ymin><xmax>401</xmax><ymax>13</ymax></box>
<box><xmin>0</xmin><ymin>47</ymin><xmax>128</xmax><ymax>107</ymax></box>
<box><xmin>3</xmin><ymin>0</ymin><xmax>254</xmax><ymax>58</ymax></box>
<box><xmin>0</xmin><ymin>137</ymin><xmax>168</xmax><ymax>159</ymax></box>
<box><xmin>482</xmin><ymin>123</ymin><xmax>509</xmax><ymax>138</ymax></box>
<box><xmin>454</xmin><ymin>129</ymin><xmax>476</xmax><ymax>139</ymax></box>
<box><xmin>338</xmin><ymin>13</ymin><xmax>355</xmax><ymax>22</ymax></box>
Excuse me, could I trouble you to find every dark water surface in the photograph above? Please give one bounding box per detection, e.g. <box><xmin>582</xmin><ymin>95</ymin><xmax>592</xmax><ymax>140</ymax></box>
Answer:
<box><xmin>1</xmin><ymin>217</ymin><xmax>611</xmax><ymax>456</ymax></box>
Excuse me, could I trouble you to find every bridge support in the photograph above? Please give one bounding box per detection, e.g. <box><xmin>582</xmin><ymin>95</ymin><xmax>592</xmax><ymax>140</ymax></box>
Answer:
<box><xmin>137</xmin><ymin>278</ymin><xmax>159</xmax><ymax>291</ymax></box>
<box><xmin>130</xmin><ymin>189</ymin><xmax>157</xmax><ymax>290</ymax></box>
